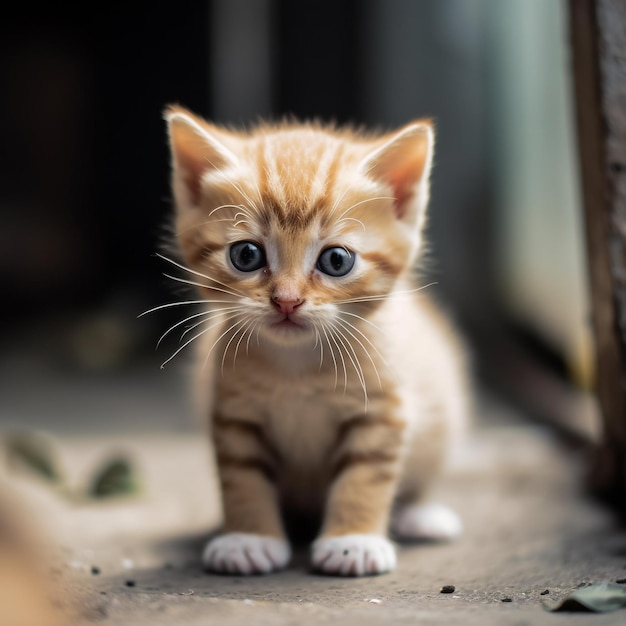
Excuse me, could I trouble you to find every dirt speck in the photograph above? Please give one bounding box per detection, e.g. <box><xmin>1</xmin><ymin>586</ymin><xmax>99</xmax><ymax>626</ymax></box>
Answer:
<box><xmin>440</xmin><ymin>585</ymin><xmax>455</xmax><ymax>594</ymax></box>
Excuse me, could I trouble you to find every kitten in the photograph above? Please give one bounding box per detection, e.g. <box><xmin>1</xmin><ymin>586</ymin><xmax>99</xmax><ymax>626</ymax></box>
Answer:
<box><xmin>163</xmin><ymin>105</ymin><xmax>469</xmax><ymax>576</ymax></box>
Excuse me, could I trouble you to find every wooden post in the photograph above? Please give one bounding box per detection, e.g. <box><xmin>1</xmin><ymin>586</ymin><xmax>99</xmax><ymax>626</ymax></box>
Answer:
<box><xmin>569</xmin><ymin>0</ymin><xmax>626</xmax><ymax>510</ymax></box>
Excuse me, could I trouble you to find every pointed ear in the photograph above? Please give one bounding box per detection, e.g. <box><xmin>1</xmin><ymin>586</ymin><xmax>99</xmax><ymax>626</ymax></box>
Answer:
<box><xmin>360</xmin><ymin>121</ymin><xmax>434</xmax><ymax>227</ymax></box>
<box><xmin>165</xmin><ymin>105</ymin><xmax>239</xmax><ymax>208</ymax></box>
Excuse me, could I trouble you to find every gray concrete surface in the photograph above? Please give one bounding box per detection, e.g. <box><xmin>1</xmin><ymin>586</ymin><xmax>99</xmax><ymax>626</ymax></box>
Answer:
<box><xmin>1</xmin><ymin>361</ymin><xmax>626</xmax><ymax>625</ymax></box>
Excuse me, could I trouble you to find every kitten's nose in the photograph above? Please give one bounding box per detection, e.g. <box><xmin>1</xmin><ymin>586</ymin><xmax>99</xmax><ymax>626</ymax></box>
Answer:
<box><xmin>271</xmin><ymin>297</ymin><xmax>304</xmax><ymax>316</ymax></box>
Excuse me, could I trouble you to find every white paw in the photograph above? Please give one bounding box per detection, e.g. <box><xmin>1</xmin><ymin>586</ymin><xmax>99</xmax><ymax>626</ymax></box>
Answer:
<box><xmin>202</xmin><ymin>533</ymin><xmax>291</xmax><ymax>575</ymax></box>
<box><xmin>391</xmin><ymin>503</ymin><xmax>463</xmax><ymax>541</ymax></box>
<box><xmin>311</xmin><ymin>534</ymin><xmax>396</xmax><ymax>576</ymax></box>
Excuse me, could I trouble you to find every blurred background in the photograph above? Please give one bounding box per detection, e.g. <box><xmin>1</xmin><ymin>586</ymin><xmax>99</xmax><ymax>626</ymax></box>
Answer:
<box><xmin>0</xmin><ymin>0</ymin><xmax>595</xmax><ymax>437</ymax></box>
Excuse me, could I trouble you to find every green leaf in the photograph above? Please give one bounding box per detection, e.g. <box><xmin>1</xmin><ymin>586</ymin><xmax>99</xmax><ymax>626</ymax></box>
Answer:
<box><xmin>88</xmin><ymin>457</ymin><xmax>139</xmax><ymax>499</ymax></box>
<box><xmin>5</xmin><ymin>432</ymin><xmax>60</xmax><ymax>482</ymax></box>
<box><xmin>545</xmin><ymin>582</ymin><xmax>626</xmax><ymax>613</ymax></box>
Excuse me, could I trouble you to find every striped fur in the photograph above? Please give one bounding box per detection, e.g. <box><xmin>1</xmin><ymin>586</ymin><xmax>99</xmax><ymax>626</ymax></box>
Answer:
<box><xmin>165</xmin><ymin>106</ymin><xmax>470</xmax><ymax>575</ymax></box>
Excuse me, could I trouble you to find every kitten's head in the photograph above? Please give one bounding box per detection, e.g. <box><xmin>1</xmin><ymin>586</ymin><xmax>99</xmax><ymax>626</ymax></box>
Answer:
<box><xmin>165</xmin><ymin>106</ymin><xmax>434</xmax><ymax>346</ymax></box>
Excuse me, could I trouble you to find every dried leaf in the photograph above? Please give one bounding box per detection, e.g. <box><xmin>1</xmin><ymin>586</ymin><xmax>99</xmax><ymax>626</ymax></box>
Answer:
<box><xmin>88</xmin><ymin>457</ymin><xmax>139</xmax><ymax>498</ymax></box>
<box><xmin>5</xmin><ymin>432</ymin><xmax>60</xmax><ymax>482</ymax></box>
<box><xmin>545</xmin><ymin>582</ymin><xmax>626</xmax><ymax>613</ymax></box>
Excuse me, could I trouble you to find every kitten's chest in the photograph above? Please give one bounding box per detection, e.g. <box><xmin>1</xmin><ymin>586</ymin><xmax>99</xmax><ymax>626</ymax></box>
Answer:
<box><xmin>217</xmin><ymin>362</ymin><xmax>364</xmax><ymax>467</ymax></box>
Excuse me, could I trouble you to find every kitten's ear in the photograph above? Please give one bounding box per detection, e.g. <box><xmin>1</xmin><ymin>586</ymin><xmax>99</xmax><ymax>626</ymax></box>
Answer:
<box><xmin>360</xmin><ymin>121</ymin><xmax>434</xmax><ymax>227</ymax></box>
<box><xmin>165</xmin><ymin>105</ymin><xmax>239</xmax><ymax>208</ymax></box>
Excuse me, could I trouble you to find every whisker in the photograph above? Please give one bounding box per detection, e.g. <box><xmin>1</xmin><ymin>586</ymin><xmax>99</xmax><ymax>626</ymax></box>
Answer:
<box><xmin>330</xmin><ymin>185</ymin><xmax>353</xmax><ymax>215</ymax></box>
<box><xmin>331</xmin><ymin>323</ymin><xmax>367</xmax><ymax>400</ymax></box>
<box><xmin>337</xmin><ymin>310</ymin><xmax>385</xmax><ymax>335</ymax></box>
<box><xmin>232</xmin><ymin>317</ymin><xmax>256</xmax><ymax>370</ymax></box>
<box><xmin>160</xmin><ymin>310</ymin><xmax>246</xmax><ymax>369</ymax></box>
<box><xmin>200</xmin><ymin>154</ymin><xmax>264</xmax><ymax>218</ymax></box>
<box><xmin>179</xmin><ymin>315</ymin><xmax>219</xmax><ymax>343</ymax></box>
<box><xmin>221</xmin><ymin>316</ymin><xmax>252</xmax><ymax>376</ymax></box>
<box><xmin>337</xmin><ymin>217</ymin><xmax>365</xmax><ymax>231</ymax></box>
<box><xmin>207</xmin><ymin>203</ymin><xmax>247</xmax><ymax>218</ymax></box>
<box><xmin>231</xmin><ymin>209</ymin><xmax>255</xmax><ymax>229</ymax></box>
<box><xmin>162</xmin><ymin>273</ymin><xmax>244</xmax><ymax>300</ymax></box>
<box><xmin>246</xmin><ymin>319</ymin><xmax>260</xmax><ymax>356</ymax></box>
<box><xmin>316</xmin><ymin>326</ymin><xmax>325</xmax><ymax>371</ymax></box>
<box><xmin>336</xmin><ymin>196</ymin><xmax>395</xmax><ymax>221</ymax></box>
<box><xmin>334</xmin><ymin>327</ymin><xmax>366</xmax><ymax>413</ymax></box>
<box><xmin>230</xmin><ymin>182</ymin><xmax>262</xmax><ymax>216</ymax></box>
<box><xmin>176</xmin><ymin>216</ymin><xmax>241</xmax><ymax>236</ymax></box>
<box><xmin>156</xmin><ymin>253</ymin><xmax>247</xmax><ymax>298</ymax></box>
<box><xmin>312</xmin><ymin>323</ymin><xmax>324</xmax><ymax>372</ymax></box>
<box><xmin>335</xmin><ymin>317</ymin><xmax>383</xmax><ymax>390</ymax></box>
<box><xmin>326</xmin><ymin>325</ymin><xmax>348</xmax><ymax>394</ymax></box>
<box><xmin>333</xmin><ymin>282</ymin><xmax>438</xmax><ymax>305</ymax></box>
<box><xmin>320</xmin><ymin>323</ymin><xmax>338</xmax><ymax>390</ymax></box>
<box><xmin>233</xmin><ymin>210</ymin><xmax>254</xmax><ymax>222</ymax></box>
<box><xmin>156</xmin><ymin>305</ymin><xmax>242</xmax><ymax>348</ymax></box>
<box><xmin>203</xmin><ymin>313</ymin><xmax>250</xmax><ymax>371</ymax></box>
<box><xmin>337</xmin><ymin>313</ymin><xmax>388</xmax><ymax>356</ymax></box>
<box><xmin>138</xmin><ymin>299</ymin><xmax>232</xmax><ymax>317</ymax></box>
<box><xmin>214</xmin><ymin>168</ymin><xmax>263</xmax><ymax>217</ymax></box>
<box><xmin>179</xmin><ymin>307</ymin><xmax>246</xmax><ymax>341</ymax></box>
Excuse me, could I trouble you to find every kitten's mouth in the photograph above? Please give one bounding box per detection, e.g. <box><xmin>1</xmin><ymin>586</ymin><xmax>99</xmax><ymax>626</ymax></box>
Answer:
<box><xmin>272</xmin><ymin>316</ymin><xmax>306</xmax><ymax>330</ymax></box>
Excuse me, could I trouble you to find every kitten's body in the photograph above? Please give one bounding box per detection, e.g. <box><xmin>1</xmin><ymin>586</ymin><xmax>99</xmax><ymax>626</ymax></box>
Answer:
<box><xmin>165</xmin><ymin>108</ymin><xmax>469</xmax><ymax>576</ymax></box>
<box><xmin>196</xmin><ymin>282</ymin><xmax>466</xmax><ymax>519</ymax></box>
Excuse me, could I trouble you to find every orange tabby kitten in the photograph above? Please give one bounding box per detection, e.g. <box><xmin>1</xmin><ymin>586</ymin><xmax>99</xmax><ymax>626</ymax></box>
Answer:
<box><xmin>163</xmin><ymin>105</ymin><xmax>469</xmax><ymax>576</ymax></box>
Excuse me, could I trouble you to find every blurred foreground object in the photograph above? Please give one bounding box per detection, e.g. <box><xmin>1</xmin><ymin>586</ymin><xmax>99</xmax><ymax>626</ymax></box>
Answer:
<box><xmin>88</xmin><ymin>456</ymin><xmax>140</xmax><ymax>499</ymax></box>
<box><xmin>569</xmin><ymin>0</ymin><xmax>626</xmax><ymax>510</ymax></box>
<box><xmin>0</xmin><ymin>484</ymin><xmax>69</xmax><ymax>626</ymax></box>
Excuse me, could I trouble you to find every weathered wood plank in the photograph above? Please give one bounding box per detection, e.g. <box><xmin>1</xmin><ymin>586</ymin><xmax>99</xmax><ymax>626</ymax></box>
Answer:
<box><xmin>569</xmin><ymin>0</ymin><xmax>626</xmax><ymax>509</ymax></box>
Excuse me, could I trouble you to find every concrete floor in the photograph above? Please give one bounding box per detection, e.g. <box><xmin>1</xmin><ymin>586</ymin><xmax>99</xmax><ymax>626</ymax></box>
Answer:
<box><xmin>1</xmin><ymin>359</ymin><xmax>626</xmax><ymax>625</ymax></box>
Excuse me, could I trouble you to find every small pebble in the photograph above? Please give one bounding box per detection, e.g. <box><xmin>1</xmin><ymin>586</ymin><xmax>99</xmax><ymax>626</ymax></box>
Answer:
<box><xmin>125</xmin><ymin>580</ymin><xmax>136</xmax><ymax>587</ymax></box>
<box><xmin>440</xmin><ymin>585</ymin><xmax>455</xmax><ymax>594</ymax></box>
<box><xmin>368</xmin><ymin>598</ymin><xmax>382</xmax><ymax>604</ymax></box>
<box><xmin>501</xmin><ymin>597</ymin><xmax>512</xmax><ymax>603</ymax></box>
<box><xmin>91</xmin><ymin>566</ymin><xmax>100</xmax><ymax>575</ymax></box>
<box><xmin>540</xmin><ymin>589</ymin><xmax>550</xmax><ymax>595</ymax></box>
<box><xmin>616</xmin><ymin>578</ymin><xmax>626</xmax><ymax>584</ymax></box>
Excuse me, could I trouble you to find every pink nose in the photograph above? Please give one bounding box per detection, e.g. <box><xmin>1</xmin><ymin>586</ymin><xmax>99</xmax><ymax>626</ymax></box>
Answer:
<box><xmin>272</xmin><ymin>297</ymin><xmax>303</xmax><ymax>315</ymax></box>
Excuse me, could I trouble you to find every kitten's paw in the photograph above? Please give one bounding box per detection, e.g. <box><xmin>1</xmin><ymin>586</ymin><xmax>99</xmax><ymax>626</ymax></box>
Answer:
<box><xmin>311</xmin><ymin>534</ymin><xmax>396</xmax><ymax>576</ymax></box>
<box><xmin>202</xmin><ymin>533</ymin><xmax>291</xmax><ymax>575</ymax></box>
<box><xmin>391</xmin><ymin>503</ymin><xmax>463</xmax><ymax>541</ymax></box>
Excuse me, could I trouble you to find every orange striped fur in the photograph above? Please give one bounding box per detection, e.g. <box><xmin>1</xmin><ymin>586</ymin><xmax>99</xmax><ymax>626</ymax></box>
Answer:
<box><xmin>165</xmin><ymin>106</ymin><xmax>469</xmax><ymax>576</ymax></box>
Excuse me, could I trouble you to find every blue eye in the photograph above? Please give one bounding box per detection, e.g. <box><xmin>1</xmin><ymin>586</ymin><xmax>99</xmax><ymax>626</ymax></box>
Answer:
<box><xmin>229</xmin><ymin>241</ymin><xmax>266</xmax><ymax>272</ymax></box>
<box><xmin>317</xmin><ymin>247</ymin><xmax>355</xmax><ymax>277</ymax></box>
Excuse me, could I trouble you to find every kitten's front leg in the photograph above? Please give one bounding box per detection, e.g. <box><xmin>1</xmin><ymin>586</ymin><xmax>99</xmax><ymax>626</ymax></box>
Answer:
<box><xmin>312</xmin><ymin>414</ymin><xmax>405</xmax><ymax>576</ymax></box>
<box><xmin>203</xmin><ymin>416</ymin><xmax>291</xmax><ymax>575</ymax></box>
